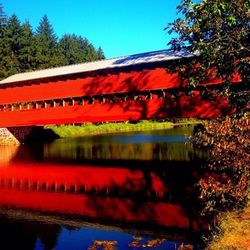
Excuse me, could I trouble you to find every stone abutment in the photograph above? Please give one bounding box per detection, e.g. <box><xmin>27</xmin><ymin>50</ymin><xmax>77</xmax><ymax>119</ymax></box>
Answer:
<box><xmin>0</xmin><ymin>127</ymin><xmax>34</xmax><ymax>145</ymax></box>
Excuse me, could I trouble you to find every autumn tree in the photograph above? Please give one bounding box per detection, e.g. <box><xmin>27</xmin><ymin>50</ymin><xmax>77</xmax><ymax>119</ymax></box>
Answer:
<box><xmin>173</xmin><ymin>0</ymin><xmax>250</xmax><ymax>221</ymax></box>
<box><xmin>166</xmin><ymin>0</ymin><xmax>249</xmax><ymax>93</ymax></box>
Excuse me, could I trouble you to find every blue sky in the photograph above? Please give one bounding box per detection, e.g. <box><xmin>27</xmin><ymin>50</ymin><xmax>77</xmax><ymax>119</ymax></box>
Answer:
<box><xmin>1</xmin><ymin>0</ymin><xmax>181</xmax><ymax>58</ymax></box>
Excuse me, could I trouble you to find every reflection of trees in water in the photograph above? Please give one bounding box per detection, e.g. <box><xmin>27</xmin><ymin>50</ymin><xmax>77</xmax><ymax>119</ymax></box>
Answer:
<box><xmin>4</xmin><ymin>126</ymin><xmax>208</xmax><ymax>163</ymax></box>
<box><xmin>44</xmin><ymin>140</ymin><xmax>207</xmax><ymax>162</ymax></box>
<box><xmin>0</xmin><ymin>216</ymin><xmax>61</xmax><ymax>250</ymax></box>
<box><xmin>4</xmin><ymin>139</ymin><xmax>207</xmax><ymax>165</ymax></box>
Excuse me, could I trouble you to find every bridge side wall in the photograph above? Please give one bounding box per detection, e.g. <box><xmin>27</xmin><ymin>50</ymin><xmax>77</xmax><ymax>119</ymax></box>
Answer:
<box><xmin>0</xmin><ymin>66</ymin><xmax>240</xmax><ymax>127</ymax></box>
<box><xmin>0</xmin><ymin>67</ymin><xmax>240</xmax><ymax>104</ymax></box>
<box><xmin>0</xmin><ymin>68</ymin><xmax>178</xmax><ymax>104</ymax></box>
<box><xmin>0</xmin><ymin>92</ymin><xmax>233</xmax><ymax>127</ymax></box>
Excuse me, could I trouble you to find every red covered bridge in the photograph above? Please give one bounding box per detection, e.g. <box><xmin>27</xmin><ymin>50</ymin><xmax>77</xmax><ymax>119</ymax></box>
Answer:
<box><xmin>0</xmin><ymin>49</ymin><xmax>241</xmax><ymax>128</ymax></box>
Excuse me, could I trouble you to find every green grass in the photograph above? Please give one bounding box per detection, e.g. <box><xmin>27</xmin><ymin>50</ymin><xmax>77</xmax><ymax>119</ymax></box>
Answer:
<box><xmin>45</xmin><ymin>120</ymin><xmax>176</xmax><ymax>138</ymax></box>
<box><xmin>170</xmin><ymin>118</ymin><xmax>207</xmax><ymax>124</ymax></box>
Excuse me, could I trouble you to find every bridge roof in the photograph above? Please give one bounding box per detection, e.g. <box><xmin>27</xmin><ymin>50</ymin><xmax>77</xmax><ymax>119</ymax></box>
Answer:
<box><xmin>0</xmin><ymin>49</ymin><xmax>194</xmax><ymax>85</ymax></box>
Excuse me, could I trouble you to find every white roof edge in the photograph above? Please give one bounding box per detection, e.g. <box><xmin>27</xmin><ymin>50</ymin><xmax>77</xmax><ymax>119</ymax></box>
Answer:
<box><xmin>0</xmin><ymin>49</ymin><xmax>195</xmax><ymax>85</ymax></box>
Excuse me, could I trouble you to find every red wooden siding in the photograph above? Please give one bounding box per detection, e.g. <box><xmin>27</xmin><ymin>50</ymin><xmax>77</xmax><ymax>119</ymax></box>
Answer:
<box><xmin>0</xmin><ymin>65</ymin><xmax>240</xmax><ymax>127</ymax></box>
<box><xmin>0</xmin><ymin>68</ymin><xmax>180</xmax><ymax>104</ymax></box>
<box><xmin>0</xmin><ymin>93</ymin><xmax>232</xmax><ymax>127</ymax></box>
<box><xmin>0</xmin><ymin>67</ymin><xmax>240</xmax><ymax>104</ymax></box>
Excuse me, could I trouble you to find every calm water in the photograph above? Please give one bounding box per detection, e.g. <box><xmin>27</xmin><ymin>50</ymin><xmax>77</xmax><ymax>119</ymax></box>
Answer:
<box><xmin>0</xmin><ymin>126</ymin><xmax>208</xmax><ymax>250</ymax></box>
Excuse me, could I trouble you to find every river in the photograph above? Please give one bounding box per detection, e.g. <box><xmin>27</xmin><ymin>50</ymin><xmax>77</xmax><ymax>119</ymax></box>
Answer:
<box><xmin>0</xmin><ymin>125</ymin><xmax>208</xmax><ymax>250</ymax></box>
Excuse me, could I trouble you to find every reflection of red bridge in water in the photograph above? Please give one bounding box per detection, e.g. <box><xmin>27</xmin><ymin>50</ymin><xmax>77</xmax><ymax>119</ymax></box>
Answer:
<box><xmin>0</xmin><ymin>162</ymin><xmax>207</xmax><ymax>231</ymax></box>
<box><xmin>0</xmin><ymin>49</ymin><xmax>241</xmax><ymax>127</ymax></box>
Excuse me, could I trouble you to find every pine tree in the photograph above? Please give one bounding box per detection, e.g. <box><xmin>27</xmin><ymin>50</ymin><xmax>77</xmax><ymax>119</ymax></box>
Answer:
<box><xmin>59</xmin><ymin>34</ymin><xmax>87</xmax><ymax>64</ymax></box>
<box><xmin>0</xmin><ymin>3</ymin><xmax>11</xmax><ymax>79</ymax></box>
<box><xmin>85</xmin><ymin>44</ymin><xmax>97</xmax><ymax>61</ymax></box>
<box><xmin>58</xmin><ymin>34</ymin><xmax>105</xmax><ymax>65</ymax></box>
<box><xmin>97</xmin><ymin>47</ymin><xmax>105</xmax><ymax>60</ymax></box>
<box><xmin>78</xmin><ymin>37</ymin><xmax>91</xmax><ymax>62</ymax></box>
<box><xmin>18</xmin><ymin>21</ymin><xmax>38</xmax><ymax>71</ymax></box>
<box><xmin>36</xmin><ymin>14</ymin><xmax>57</xmax><ymax>48</ymax></box>
<box><xmin>0</xmin><ymin>3</ymin><xmax>6</xmax><ymax>38</ymax></box>
<box><xmin>5</xmin><ymin>14</ymin><xmax>22</xmax><ymax>74</ymax></box>
<box><xmin>59</xmin><ymin>34</ymin><xmax>79</xmax><ymax>64</ymax></box>
<box><xmin>0</xmin><ymin>5</ymin><xmax>105</xmax><ymax>78</ymax></box>
<box><xmin>35</xmin><ymin>14</ymin><xmax>57</xmax><ymax>69</ymax></box>
<box><xmin>49</xmin><ymin>43</ymin><xmax>68</xmax><ymax>67</ymax></box>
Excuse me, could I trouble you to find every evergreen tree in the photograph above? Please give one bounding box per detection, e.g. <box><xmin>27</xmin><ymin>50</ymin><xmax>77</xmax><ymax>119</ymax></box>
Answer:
<box><xmin>58</xmin><ymin>35</ymin><xmax>105</xmax><ymax>65</ymax></box>
<box><xmin>18</xmin><ymin>21</ymin><xmax>38</xmax><ymax>71</ymax></box>
<box><xmin>0</xmin><ymin>3</ymin><xmax>11</xmax><ymax>79</ymax></box>
<box><xmin>5</xmin><ymin>14</ymin><xmax>22</xmax><ymax>74</ymax></box>
<box><xmin>35</xmin><ymin>14</ymin><xmax>57</xmax><ymax>69</ymax></box>
<box><xmin>97</xmin><ymin>47</ymin><xmax>105</xmax><ymax>60</ymax></box>
<box><xmin>59</xmin><ymin>34</ymin><xmax>86</xmax><ymax>64</ymax></box>
<box><xmin>0</xmin><ymin>4</ymin><xmax>105</xmax><ymax>79</ymax></box>
<box><xmin>36</xmin><ymin>14</ymin><xmax>57</xmax><ymax>48</ymax></box>
<box><xmin>78</xmin><ymin>36</ymin><xmax>92</xmax><ymax>62</ymax></box>
<box><xmin>0</xmin><ymin>3</ymin><xmax>6</xmax><ymax>38</ymax></box>
<box><xmin>85</xmin><ymin>44</ymin><xmax>97</xmax><ymax>61</ymax></box>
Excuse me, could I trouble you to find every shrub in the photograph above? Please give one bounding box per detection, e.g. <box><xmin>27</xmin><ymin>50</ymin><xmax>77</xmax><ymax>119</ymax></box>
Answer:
<box><xmin>193</xmin><ymin>115</ymin><xmax>249</xmax><ymax>215</ymax></box>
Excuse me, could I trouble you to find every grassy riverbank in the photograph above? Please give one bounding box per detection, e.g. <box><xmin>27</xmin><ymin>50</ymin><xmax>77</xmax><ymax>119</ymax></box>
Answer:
<box><xmin>45</xmin><ymin>121</ymin><xmax>174</xmax><ymax>137</ymax></box>
<box><xmin>45</xmin><ymin>119</ymin><xmax>202</xmax><ymax>138</ymax></box>
<box><xmin>207</xmin><ymin>194</ymin><xmax>250</xmax><ymax>250</ymax></box>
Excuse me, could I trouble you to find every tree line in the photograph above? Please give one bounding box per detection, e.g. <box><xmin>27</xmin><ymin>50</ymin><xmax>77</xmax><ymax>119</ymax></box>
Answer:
<box><xmin>0</xmin><ymin>3</ymin><xmax>105</xmax><ymax>80</ymax></box>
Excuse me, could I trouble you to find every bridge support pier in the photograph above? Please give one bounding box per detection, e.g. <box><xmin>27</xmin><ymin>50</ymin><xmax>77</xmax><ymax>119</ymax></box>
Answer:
<box><xmin>0</xmin><ymin>127</ymin><xmax>34</xmax><ymax>145</ymax></box>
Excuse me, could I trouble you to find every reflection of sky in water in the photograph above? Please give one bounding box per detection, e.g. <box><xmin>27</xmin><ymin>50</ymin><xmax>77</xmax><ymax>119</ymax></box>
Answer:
<box><xmin>112</xmin><ymin>135</ymin><xmax>188</xmax><ymax>144</ymax></box>
<box><xmin>34</xmin><ymin>226</ymin><xmax>192</xmax><ymax>250</ymax></box>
